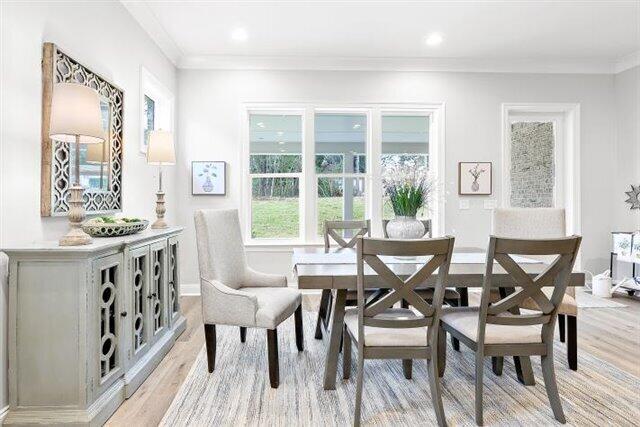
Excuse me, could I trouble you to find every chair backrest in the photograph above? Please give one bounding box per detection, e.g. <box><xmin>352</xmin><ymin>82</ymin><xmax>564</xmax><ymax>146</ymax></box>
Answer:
<box><xmin>323</xmin><ymin>219</ymin><xmax>371</xmax><ymax>251</ymax></box>
<box><xmin>194</xmin><ymin>209</ymin><xmax>248</xmax><ymax>289</ymax></box>
<box><xmin>477</xmin><ymin>236</ymin><xmax>581</xmax><ymax>343</ymax></box>
<box><xmin>356</xmin><ymin>236</ymin><xmax>455</xmax><ymax>345</ymax></box>
<box><xmin>382</xmin><ymin>219</ymin><xmax>432</xmax><ymax>238</ymax></box>
<box><xmin>492</xmin><ymin>208</ymin><xmax>565</xmax><ymax>239</ymax></box>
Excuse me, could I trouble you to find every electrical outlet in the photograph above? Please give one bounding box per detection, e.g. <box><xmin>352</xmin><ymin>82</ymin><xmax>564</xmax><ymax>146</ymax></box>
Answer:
<box><xmin>459</xmin><ymin>199</ymin><xmax>470</xmax><ymax>210</ymax></box>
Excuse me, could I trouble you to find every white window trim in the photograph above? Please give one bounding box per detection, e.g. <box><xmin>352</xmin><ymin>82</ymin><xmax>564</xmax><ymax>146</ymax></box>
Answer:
<box><xmin>140</xmin><ymin>66</ymin><xmax>174</xmax><ymax>154</ymax></box>
<box><xmin>501</xmin><ymin>103</ymin><xmax>581</xmax><ymax>266</ymax></box>
<box><xmin>242</xmin><ymin>102</ymin><xmax>446</xmax><ymax>245</ymax></box>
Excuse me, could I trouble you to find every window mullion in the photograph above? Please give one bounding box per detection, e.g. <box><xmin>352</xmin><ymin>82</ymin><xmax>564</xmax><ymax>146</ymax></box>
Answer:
<box><xmin>370</xmin><ymin>107</ymin><xmax>383</xmax><ymax>237</ymax></box>
<box><xmin>303</xmin><ymin>106</ymin><xmax>316</xmax><ymax>243</ymax></box>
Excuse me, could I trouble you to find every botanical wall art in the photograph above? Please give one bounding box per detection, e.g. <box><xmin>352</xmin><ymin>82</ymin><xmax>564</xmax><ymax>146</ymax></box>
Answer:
<box><xmin>192</xmin><ymin>161</ymin><xmax>226</xmax><ymax>195</ymax></box>
<box><xmin>458</xmin><ymin>162</ymin><xmax>492</xmax><ymax>195</ymax></box>
<box><xmin>624</xmin><ymin>184</ymin><xmax>640</xmax><ymax>210</ymax></box>
<box><xmin>41</xmin><ymin>42</ymin><xmax>124</xmax><ymax>216</ymax></box>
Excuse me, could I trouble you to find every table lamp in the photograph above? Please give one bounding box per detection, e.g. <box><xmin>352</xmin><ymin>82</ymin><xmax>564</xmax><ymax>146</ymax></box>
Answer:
<box><xmin>49</xmin><ymin>83</ymin><xmax>105</xmax><ymax>246</ymax></box>
<box><xmin>147</xmin><ymin>130</ymin><xmax>175</xmax><ymax>229</ymax></box>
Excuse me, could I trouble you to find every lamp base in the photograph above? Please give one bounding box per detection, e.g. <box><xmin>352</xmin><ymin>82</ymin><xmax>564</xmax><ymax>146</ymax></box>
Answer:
<box><xmin>152</xmin><ymin>191</ymin><xmax>168</xmax><ymax>229</ymax></box>
<box><xmin>59</xmin><ymin>185</ymin><xmax>92</xmax><ymax>246</ymax></box>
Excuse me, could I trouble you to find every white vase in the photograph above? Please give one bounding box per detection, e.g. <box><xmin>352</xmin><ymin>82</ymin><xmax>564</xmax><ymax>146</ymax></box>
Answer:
<box><xmin>386</xmin><ymin>216</ymin><xmax>425</xmax><ymax>239</ymax></box>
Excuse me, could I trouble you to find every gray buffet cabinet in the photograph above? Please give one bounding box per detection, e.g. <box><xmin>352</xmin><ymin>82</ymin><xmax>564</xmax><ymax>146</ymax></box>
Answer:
<box><xmin>2</xmin><ymin>227</ymin><xmax>186</xmax><ymax>426</ymax></box>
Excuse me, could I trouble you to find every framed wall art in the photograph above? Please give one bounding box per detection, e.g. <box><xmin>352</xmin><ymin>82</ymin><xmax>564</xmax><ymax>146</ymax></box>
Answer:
<box><xmin>458</xmin><ymin>162</ymin><xmax>492</xmax><ymax>195</ymax></box>
<box><xmin>192</xmin><ymin>161</ymin><xmax>226</xmax><ymax>195</ymax></box>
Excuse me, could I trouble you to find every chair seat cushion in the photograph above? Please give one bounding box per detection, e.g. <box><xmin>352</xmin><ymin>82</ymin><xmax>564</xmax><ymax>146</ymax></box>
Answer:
<box><xmin>441</xmin><ymin>307</ymin><xmax>542</xmax><ymax>345</ymax></box>
<box><xmin>520</xmin><ymin>289</ymin><xmax>577</xmax><ymax>316</ymax></box>
<box><xmin>344</xmin><ymin>308</ymin><xmax>429</xmax><ymax>347</ymax></box>
<box><xmin>240</xmin><ymin>287</ymin><xmax>301</xmax><ymax>329</ymax></box>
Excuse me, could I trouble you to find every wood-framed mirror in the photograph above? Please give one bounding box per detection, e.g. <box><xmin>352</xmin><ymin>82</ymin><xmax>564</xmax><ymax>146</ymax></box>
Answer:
<box><xmin>41</xmin><ymin>42</ymin><xmax>124</xmax><ymax>217</ymax></box>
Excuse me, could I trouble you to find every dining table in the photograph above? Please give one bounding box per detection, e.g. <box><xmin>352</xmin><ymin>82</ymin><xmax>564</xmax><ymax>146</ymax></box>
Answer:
<box><xmin>292</xmin><ymin>247</ymin><xmax>586</xmax><ymax>390</ymax></box>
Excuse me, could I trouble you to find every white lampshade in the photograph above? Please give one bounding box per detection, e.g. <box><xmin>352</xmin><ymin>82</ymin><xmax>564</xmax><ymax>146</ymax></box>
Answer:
<box><xmin>86</xmin><ymin>140</ymin><xmax>109</xmax><ymax>164</ymax></box>
<box><xmin>147</xmin><ymin>130</ymin><xmax>175</xmax><ymax>165</ymax></box>
<box><xmin>49</xmin><ymin>83</ymin><xmax>105</xmax><ymax>144</ymax></box>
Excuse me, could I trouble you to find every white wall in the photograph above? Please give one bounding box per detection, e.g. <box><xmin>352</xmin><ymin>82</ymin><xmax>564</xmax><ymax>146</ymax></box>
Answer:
<box><xmin>0</xmin><ymin>0</ymin><xmax>177</xmax><ymax>415</ymax></box>
<box><xmin>177</xmin><ymin>69</ymin><xmax>619</xmax><ymax>285</ymax></box>
<box><xmin>613</xmin><ymin>66</ymin><xmax>640</xmax><ymax>230</ymax></box>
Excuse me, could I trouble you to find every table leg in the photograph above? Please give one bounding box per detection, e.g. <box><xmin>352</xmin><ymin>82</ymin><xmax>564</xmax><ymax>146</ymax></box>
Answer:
<box><xmin>323</xmin><ymin>289</ymin><xmax>347</xmax><ymax>390</ymax></box>
<box><xmin>458</xmin><ymin>287</ymin><xmax>469</xmax><ymax>307</ymax></box>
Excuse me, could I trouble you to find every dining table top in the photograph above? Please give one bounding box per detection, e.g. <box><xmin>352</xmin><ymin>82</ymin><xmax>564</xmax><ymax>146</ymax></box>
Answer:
<box><xmin>292</xmin><ymin>247</ymin><xmax>585</xmax><ymax>290</ymax></box>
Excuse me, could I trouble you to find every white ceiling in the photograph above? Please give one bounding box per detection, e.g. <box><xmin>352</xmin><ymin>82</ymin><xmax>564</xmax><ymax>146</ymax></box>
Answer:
<box><xmin>122</xmin><ymin>1</ymin><xmax>640</xmax><ymax>73</ymax></box>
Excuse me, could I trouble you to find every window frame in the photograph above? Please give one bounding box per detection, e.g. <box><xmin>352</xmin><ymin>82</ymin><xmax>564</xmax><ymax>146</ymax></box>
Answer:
<box><xmin>242</xmin><ymin>103</ymin><xmax>445</xmax><ymax>245</ymax></box>
<box><xmin>140</xmin><ymin>67</ymin><xmax>174</xmax><ymax>154</ymax></box>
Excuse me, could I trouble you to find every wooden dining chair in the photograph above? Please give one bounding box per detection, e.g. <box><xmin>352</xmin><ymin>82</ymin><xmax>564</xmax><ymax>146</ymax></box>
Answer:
<box><xmin>492</xmin><ymin>208</ymin><xmax>578</xmax><ymax>371</ymax></box>
<box><xmin>439</xmin><ymin>235</ymin><xmax>581</xmax><ymax>425</ymax></box>
<box><xmin>343</xmin><ymin>236</ymin><xmax>455</xmax><ymax>427</ymax></box>
<box><xmin>194</xmin><ymin>209</ymin><xmax>304</xmax><ymax>388</ymax></box>
<box><xmin>315</xmin><ymin>220</ymin><xmax>371</xmax><ymax>340</ymax></box>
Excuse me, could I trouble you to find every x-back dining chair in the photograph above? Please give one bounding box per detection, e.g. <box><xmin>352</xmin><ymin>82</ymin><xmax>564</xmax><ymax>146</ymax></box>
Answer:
<box><xmin>315</xmin><ymin>219</ymin><xmax>371</xmax><ymax>340</ymax></box>
<box><xmin>194</xmin><ymin>209</ymin><xmax>303</xmax><ymax>388</ymax></box>
<box><xmin>440</xmin><ymin>235</ymin><xmax>581</xmax><ymax>425</ymax></box>
<box><xmin>492</xmin><ymin>208</ymin><xmax>578</xmax><ymax>370</ymax></box>
<box><xmin>343</xmin><ymin>236</ymin><xmax>455</xmax><ymax>427</ymax></box>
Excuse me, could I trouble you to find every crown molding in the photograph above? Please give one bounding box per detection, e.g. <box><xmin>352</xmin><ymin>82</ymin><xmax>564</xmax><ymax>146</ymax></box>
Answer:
<box><xmin>614</xmin><ymin>51</ymin><xmax>640</xmax><ymax>74</ymax></box>
<box><xmin>178</xmin><ymin>55</ymin><xmax>621</xmax><ymax>74</ymax></box>
<box><xmin>121</xmin><ymin>0</ymin><xmax>182</xmax><ymax>66</ymax></box>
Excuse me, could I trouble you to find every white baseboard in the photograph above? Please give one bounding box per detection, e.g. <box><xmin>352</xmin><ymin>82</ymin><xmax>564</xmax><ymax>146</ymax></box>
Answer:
<box><xmin>180</xmin><ymin>283</ymin><xmax>200</xmax><ymax>296</ymax></box>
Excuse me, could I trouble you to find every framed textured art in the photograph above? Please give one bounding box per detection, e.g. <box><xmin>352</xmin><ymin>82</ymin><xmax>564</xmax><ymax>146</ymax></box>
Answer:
<box><xmin>192</xmin><ymin>161</ymin><xmax>226</xmax><ymax>195</ymax></box>
<box><xmin>458</xmin><ymin>162</ymin><xmax>492</xmax><ymax>195</ymax></box>
<box><xmin>41</xmin><ymin>42</ymin><xmax>124</xmax><ymax>216</ymax></box>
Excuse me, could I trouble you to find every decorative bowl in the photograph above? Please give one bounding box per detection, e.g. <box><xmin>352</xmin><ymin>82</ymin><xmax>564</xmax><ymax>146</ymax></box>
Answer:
<box><xmin>82</xmin><ymin>218</ymin><xmax>149</xmax><ymax>237</ymax></box>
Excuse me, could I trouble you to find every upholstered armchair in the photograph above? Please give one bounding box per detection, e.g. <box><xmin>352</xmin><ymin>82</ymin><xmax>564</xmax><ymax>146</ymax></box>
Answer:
<box><xmin>194</xmin><ymin>209</ymin><xmax>303</xmax><ymax>388</ymax></box>
<box><xmin>492</xmin><ymin>208</ymin><xmax>578</xmax><ymax>370</ymax></box>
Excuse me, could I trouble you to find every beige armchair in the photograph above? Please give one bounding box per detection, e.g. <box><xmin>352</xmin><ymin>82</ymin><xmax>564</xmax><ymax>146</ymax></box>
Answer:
<box><xmin>194</xmin><ymin>209</ymin><xmax>303</xmax><ymax>388</ymax></box>
<box><xmin>492</xmin><ymin>208</ymin><xmax>578</xmax><ymax>370</ymax></box>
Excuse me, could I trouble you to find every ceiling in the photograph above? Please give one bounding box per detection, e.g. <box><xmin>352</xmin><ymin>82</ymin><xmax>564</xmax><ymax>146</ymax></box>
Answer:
<box><xmin>122</xmin><ymin>1</ymin><xmax>640</xmax><ymax>73</ymax></box>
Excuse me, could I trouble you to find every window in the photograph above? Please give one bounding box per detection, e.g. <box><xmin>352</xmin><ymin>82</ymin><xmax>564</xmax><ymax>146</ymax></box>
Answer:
<box><xmin>249</xmin><ymin>113</ymin><xmax>303</xmax><ymax>239</ymax></box>
<box><xmin>140</xmin><ymin>67</ymin><xmax>174</xmax><ymax>153</ymax></box>
<box><xmin>381</xmin><ymin>114</ymin><xmax>429</xmax><ymax>219</ymax></box>
<box><xmin>243</xmin><ymin>104</ymin><xmax>444</xmax><ymax>243</ymax></box>
<box><xmin>315</xmin><ymin>113</ymin><xmax>367</xmax><ymax>234</ymax></box>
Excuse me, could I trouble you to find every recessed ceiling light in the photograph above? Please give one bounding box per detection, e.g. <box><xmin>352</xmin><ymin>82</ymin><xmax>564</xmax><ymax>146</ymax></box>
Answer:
<box><xmin>231</xmin><ymin>27</ymin><xmax>248</xmax><ymax>42</ymax></box>
<box><xmin>425</xmin><ymin>33</ymin><xmax>443</xmax><ymax>47</ymax></box>
<box><xmin>353</xmin><ymin>123</ymin><xmax>361</xmax><ymax>129</ymax></box>
<box><xmin>256</xmin><ymin>122</ymin><xmax>265</xmax><ymax>128</ymax></box>
<box><xmin>278</xmin><ymin>141</ymin><xmax>285</xmax><ymax>145</ymax></box>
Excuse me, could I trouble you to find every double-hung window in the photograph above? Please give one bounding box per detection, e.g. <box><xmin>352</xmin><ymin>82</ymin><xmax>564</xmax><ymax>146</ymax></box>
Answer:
<box><xmin>243</xmin><ymin>104</ymin><xmax>444</xmax><ymax>244</ymax></box>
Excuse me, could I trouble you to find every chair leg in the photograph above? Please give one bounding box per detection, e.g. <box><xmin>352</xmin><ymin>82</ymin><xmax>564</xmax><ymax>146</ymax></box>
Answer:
<box><xmin>491</xmin><ymin>356</ymin><xmax>503</xmax><ymax>376</ymax></box>
<box><xmin>267</xmin><ymin>328</ymin><xmax>279</xmax><ymax>388</ymax></box>
<box><xmin>401</xmin><ymin>299</ymin><xmax>409</xmax><ymax>309</ymax></box>
<box><xmin>402</xmin><ymin>359</ymin><xmax>412</xmax><ymax>379</ymax></box>
<box><xmin>294</xmin><ymin>304</ymin><xmax>304</xmax><ymax>351</ymax></box>
<box><xmin>437</xmin><ymin>325</ymin><xmax>447</xmax><ymax>378</ymax></box>
<box><xmin>240</xmin><ymin>327</ymin><xmax>247</xmax><ymax>343</ymax></box>
<box><xmin>567</xmin><ymin>315</ymin><xmax>577</xmax><ymax>370</ymax></box>
<box><xmin>343</xmin><ymin>325</ymin><xmax>351</xmax><ymax>379</ymax></box>
<box><xmin>354</xmin><ymin>352</ymin><xmax>365</xmax><ymax>427</ymax></box>
<box><xmin>475</xmin><ymin>353</ymin><xmax>484</xmax><ymax>426</ymax></box>
<box><xmin>558</xmin><ymin>314</ymin><xmax>566</xmax><ymax>343</ymax></box>
<box><xmin>541</xmin><ymin>349</ymin><xmax>566</xmax><ymax>423</ymax></box>
<box><xmin>204</xmin><ymin>324</ymin><xmax>216</xmax><ymax>373</ymax></box>
<box><xmin>315</xmin><ymin>289</ymin><xmax>331</xmax><ymax>339</ymax></box>
<box><xmin>449</xmin><ymin>298</ymin><xmax>461</xmax><ymax>352</ymax></box>
<box><xmin>427</xmin><ymin>357</ymin><xmax>448</xmax><ymax>427</ymax></box>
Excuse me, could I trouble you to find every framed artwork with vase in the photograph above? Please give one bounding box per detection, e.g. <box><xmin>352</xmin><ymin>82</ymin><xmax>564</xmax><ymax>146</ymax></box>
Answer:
<box><xmin>458</xmin><ymin>162</ymin><xmax>492</xmax><ymax>195</ymax></box>
<box><xmin>192</xmin><ymin>161</ymin><xmax>226</xmax><ymax>195</ymax></box>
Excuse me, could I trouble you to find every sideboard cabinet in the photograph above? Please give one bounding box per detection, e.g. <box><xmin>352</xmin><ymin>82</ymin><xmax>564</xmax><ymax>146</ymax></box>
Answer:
<box><xmin>2</xmin><ymin>227</ymin><xmax>186</xmax><ymax>426</ymax></box>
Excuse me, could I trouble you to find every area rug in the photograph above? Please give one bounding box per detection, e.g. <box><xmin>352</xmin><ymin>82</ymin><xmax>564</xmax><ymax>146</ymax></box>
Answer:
<box><xmin>575</xmin><ymin>288</ymin><xmax>628</xmax><ymax>308</ymax></box>
<box><xmin>161</xmin><ymin>312</ymin><xmax>640</xmax><ymax>426</ymax></box>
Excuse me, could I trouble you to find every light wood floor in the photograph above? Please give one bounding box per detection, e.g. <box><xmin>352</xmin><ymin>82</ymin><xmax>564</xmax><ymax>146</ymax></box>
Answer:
<box><xmin>106</xmin><ymin>293</ymin><xmax>640</xmax><ymax>426</ymax></box>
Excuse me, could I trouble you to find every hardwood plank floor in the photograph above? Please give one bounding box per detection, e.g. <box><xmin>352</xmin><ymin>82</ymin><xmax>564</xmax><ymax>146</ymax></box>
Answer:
<box><xmin>106</xmin><ymin>292</ymin><xmax>640</xmax><ymax>426</ymax></box>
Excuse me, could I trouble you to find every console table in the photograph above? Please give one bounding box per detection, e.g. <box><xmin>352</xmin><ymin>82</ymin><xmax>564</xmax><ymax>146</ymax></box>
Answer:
<box><xmin>2</xmin><ymin>227</ymin><xmax>186</xmax><ymax>426</ymax></box>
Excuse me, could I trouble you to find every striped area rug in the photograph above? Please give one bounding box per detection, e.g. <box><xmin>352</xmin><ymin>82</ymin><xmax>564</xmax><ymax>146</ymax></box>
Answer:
<box><xmin>161</xmin><ymin>311</ymin><xmax>640</xmax><ymax>426</ymax></box>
